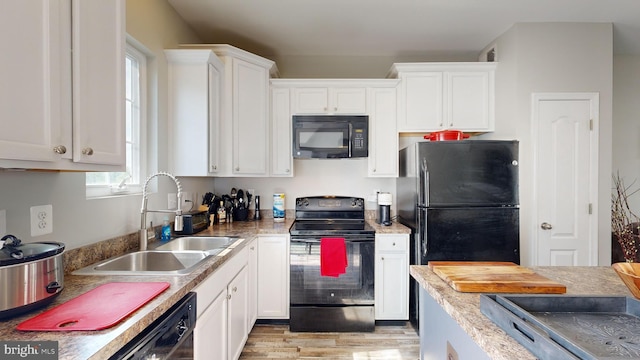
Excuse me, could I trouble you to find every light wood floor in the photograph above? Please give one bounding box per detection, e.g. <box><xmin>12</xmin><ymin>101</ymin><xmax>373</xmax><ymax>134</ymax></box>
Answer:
<box><xmin>240</xmin><ymin>323</ymin><xmax>420</xmax><ymax>359</ymax></box>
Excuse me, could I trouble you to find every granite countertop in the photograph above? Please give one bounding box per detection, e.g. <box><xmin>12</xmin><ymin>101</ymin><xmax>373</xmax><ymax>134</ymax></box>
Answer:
<box><xmin>368</xmin><ymin>220</ymin><xmax>411</xmax><ymax>234</ymax></box>
<box><xmin>410</xmin><ymin>265</ymin><xmax>634</xmax><ymax>360</ymax></box>
<box><xmin>0</xmin><ymin>218</ymin><xmax>294</xmax><ymax>360</ymax></box>
<box><xmin>1</xmin><ymin>216</ymin><xmax>409</xmax><ymax>360</ymax></box>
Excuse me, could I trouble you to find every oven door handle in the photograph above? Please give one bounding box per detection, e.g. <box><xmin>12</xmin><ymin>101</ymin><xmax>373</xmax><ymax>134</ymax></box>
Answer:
<box><xmin>290</xmin><ymin>238</ymin><xmax>375</xmax><ymax>244</ymax></box>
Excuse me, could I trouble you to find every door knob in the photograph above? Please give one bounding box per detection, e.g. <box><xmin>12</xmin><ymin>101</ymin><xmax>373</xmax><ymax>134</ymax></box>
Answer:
<box><xmin>540</xmin><ymin>222</ymin><xmax>553</xmax><ymax>230</ymax></box>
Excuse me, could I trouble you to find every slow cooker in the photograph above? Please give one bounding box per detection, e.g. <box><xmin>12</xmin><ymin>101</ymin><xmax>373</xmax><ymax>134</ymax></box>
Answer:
<box><xmin>0</xmin><ymin>235</ymin><xmax>65</xmax><ymax>319</ymax></box>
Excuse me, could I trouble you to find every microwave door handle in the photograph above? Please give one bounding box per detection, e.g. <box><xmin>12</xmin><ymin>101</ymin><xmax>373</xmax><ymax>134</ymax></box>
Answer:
<box><xmin>348</xmin><ymin>123</ymin><xmax>352</xmax><ymax>157</ymax></box>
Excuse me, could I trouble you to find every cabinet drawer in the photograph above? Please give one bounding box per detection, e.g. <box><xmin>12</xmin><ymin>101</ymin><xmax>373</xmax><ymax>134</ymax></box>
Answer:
<box><xmin>375</xmin><ymin>235</ymin><xmax>408</xmax><ymax>252</ymax></box>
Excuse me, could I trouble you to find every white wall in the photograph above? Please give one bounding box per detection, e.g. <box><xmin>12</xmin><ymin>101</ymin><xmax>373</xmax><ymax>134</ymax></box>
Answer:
<box><xmin>613</xmin><ymin>55</ymin><xmax>640</xmax><ymax>213</ymax></box>
<box><xmin>271</xmin><ymin>54</ymin><xmax>476</xmax><ymax>78</ymax></box>
<box><xmin>0</xmin><ymin>0</ymin><xmax>212</xmax><ymax>250</ymax></box>
<box><xmin>482</xmin><ymin>23</ymin><xmax>614</xmax><ymax>266</ymax></box>
<box><xmin>213</xmin><ymin>160</ymin><xmax>396</xmax><ymax>213</ymax></box>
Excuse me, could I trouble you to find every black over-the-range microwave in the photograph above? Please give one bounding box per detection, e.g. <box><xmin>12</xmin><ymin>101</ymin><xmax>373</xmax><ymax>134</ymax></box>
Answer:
<box><xmin>292</xmin><ymin>115</ymin><xmax>369</xmax><ymax>159</ymax></box>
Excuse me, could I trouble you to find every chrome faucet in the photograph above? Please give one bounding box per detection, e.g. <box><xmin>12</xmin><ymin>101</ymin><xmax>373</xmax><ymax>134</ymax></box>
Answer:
<box><xmin>139</xmin><ymin>172</ymin><xmax>184</xmax><ymax>250</ymax></box>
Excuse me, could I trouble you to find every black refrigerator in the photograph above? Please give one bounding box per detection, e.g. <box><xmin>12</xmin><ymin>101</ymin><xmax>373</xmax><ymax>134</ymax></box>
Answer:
<box><xmin>397</xmin><ymin>140</ymin><xmax>520</xmax><ymax>326</ymax></box>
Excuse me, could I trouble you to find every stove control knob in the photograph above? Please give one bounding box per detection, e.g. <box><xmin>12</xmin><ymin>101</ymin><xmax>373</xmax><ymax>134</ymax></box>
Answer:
<box><xmin>297</xmin><ymin>198</ymin><xmax>310</xmax><ymax>207</ymax></box>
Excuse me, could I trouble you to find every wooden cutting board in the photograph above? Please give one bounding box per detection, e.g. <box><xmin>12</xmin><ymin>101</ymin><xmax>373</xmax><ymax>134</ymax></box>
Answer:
<box><xmin>17</xmin><ymin>282</ymin><xmax>170</xmax><ymax>331</ymax></box>
<box><xmin>428</xmin><ymin>261</ymin><xmax>566</xmax><ymax>294</ymax></box>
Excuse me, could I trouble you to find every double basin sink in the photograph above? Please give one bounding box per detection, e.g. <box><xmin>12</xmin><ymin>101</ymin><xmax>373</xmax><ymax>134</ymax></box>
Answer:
<box><xmin>74</xmin><ymin>236</ymin><xmax>240</xmax><ymax>276</ymax></box>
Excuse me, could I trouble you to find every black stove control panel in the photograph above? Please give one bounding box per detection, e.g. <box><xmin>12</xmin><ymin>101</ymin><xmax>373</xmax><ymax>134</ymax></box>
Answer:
<box><xmin>295</xmin><ymin>196</ymin><xmax>365</xmax><ymax>211</ymax></box>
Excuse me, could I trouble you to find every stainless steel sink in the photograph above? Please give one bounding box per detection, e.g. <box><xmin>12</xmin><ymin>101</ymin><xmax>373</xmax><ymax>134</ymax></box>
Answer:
<box><xmin>154</xmin><ymin>236</ymin><xmax>240</xmax><ymax>254</ymax></box>
<box><xmin>73</xmin><ymin>250</ymin><xmax>210</xmax><ymax>276</ymax></box>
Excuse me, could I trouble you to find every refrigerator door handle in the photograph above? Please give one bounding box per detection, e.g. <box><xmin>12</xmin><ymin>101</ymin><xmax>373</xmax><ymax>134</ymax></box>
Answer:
<box><xmin>420</xmin><ymin>158</ymin><xmax>429</xmax><ymax>206</ymax></box>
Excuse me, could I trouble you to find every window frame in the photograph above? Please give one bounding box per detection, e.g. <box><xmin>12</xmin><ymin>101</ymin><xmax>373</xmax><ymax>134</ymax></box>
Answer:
<box><xmin>86</xmin><ymin>40</ymin><xmax>148</xmax><ymax>198</ymax></box>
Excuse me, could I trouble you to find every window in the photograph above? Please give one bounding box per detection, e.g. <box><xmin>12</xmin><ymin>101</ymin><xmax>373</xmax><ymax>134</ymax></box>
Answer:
<box><xmin>86</xmin><ymin>41</ymin><xmax>147</xmax><ymax>197</ymax></box>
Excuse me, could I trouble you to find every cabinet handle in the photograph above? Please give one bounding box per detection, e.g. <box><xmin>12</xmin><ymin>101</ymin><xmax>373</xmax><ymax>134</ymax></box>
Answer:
<box><xmin>392</xmin><ymin>242</ymin><xmax>396</xmax><ymax>246</ymax></box>
<box><xmin>250</xmin><ymin>246</ymin><xmax>255</xmax><ymax>250</ymax></box>
<box><xmin>286</xmin><ymin>169</ymin><xmax>290</xmax><ymax>173</ymax></box>
<box><xmin>227</xmin><ymin>294</ymin><xmax>232</xmax><ymax>300</ymax></box>
<box><xmin>53</xmin><ymin>145</ymin><xmax>67</xmax><ymax>155</ymax></box>
<box><xmin>235</xmin><ymin>167</ymin><xmax>240</xmax><ymax>171</ymax></box>
<box><xmin>232</xmin><ymin>286</ymin><xmax>237</xmax><ymax>292</ymax></box>
<box><xmin>211</xmin><ymin>165</ymin><xmax>217</xmax><ymax>171</ymax></box>
<box><xmin>372</xmin><ymin>169</ymin><xmax>376</xmax><ymax>173</ymax></box>
<box><xmin>334</xmin><ymin>107</ymin><xmax>338</xmax><ymax>112</ymax></box>
<box><xmin>439</xmin><ymin>123</ymin><xmax>443</xmax><ymax>127</ymax></box>
<box><xmin>82</xmin><ymin>147</ymin><xmax>94</xmax><ymax>156</ymax></box>
<box><xmin>450</xmin><ymin>123</ymin><xmax>454</xmax><ymax>126</ymax></box>
<box><xmin>381</xmin><ymin>257</ymin><xmax>384</xmax><ymax>261</ymax></box>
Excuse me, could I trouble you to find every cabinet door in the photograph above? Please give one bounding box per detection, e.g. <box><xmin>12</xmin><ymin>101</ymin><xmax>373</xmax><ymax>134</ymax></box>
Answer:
<box><xmin>375</xmin><ymin>252</ymin><xmax>408</xmax><ymax>320</ymax></box>
<box><xmin>228</xmin><ymin>265</ymin><xmax>249</xmax><ymax>360</ymax></box>
<box><xmin>331</xmin><ymin>88</ymin><xmax>367</xmax><ymax>114</ymax></box>
<box><xmin>166</xmin><ymin>50</ymin><xmax>224</xmax><ymax>176</ymax></box>
<box><xmin>445</xmin><ymin>71</ymin><xmax>492</xmax><ymax>131</ymax></box>
<box><xmin>0</xmin><ymin>0</ymin><xmax>69</xmax><ymax>163</ymax></box>
<box><xmin>72</xmin><ymin>0</ymin><xmax>125</xmax><ymax>167</ymax></box>
<box><xmin>375</xmin><ymin>234</ymin><xmax>409</xmax><ymax>320</ymax></box>
<box><xmin>247</xmin><ymin>239</ymin><xmax>258</xmax><ymax>329</ymax></box>
<box><xmin>292</xmin><ymin>88</ymin><xmax>329</xmax><ymax>114</ymax></box>
<box><xmin>398</xmin><ymin>72</ymin><xmax>443</xmax><ymax>132</ymax></box>
<box><xmin>257</xmin><ymin>236</ymin><xmax>290</xmax><ymax>319</ymax></box>
<box><xmin>194</xmin><ymin>289</ymin><xmax>227</xmax><ymax>360</ymax></box>
<box><xmin>208</xmin><ymin>61</ymin><xmax>223</xmax><ymax>174</ymax></box>
<box><xmin>270</xmin><ymin>87</ymin><xmax>293</xmax><ymax>176</ymax></box>
<box><xmin>368</xmin><ymin>87</ymin><xmax>398</xmax><ymax>177</ymax></box>
<box><xmin>232</xmin><ymin>58</ymin><xmax>269</xmax><ymax>175</ymax></box>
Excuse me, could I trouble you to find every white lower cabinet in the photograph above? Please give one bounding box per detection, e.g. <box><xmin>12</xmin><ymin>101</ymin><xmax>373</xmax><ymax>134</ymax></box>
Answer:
<box><xmin>228</xmin><ymin>266</ymin><xmax>249</xmax><ymax>360</ymax></box>
<box><xmin>375</xmin><ymin>234</ymin><xmax>409</xmax><ymax>320</ymax></box>
<box><xmin>195</xmin><ymin>288</ymin><xmax>227</xmax><ymax>359</ymax></box>
<box><xmin>257</xmin><ymin>235</ymin><xmax>290</xmax><ymax>319</ymax></box>
<box><xmin>193</xmin><ymin>244</ymin><xmax>252</xmax><ymax>360</ymax></box>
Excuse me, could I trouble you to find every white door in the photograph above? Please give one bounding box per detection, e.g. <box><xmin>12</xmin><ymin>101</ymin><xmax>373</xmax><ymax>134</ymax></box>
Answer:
<box><xmin>532</xmin><ymin>93</ymin><xmax>599</xmax><ymax>266</ymax></box>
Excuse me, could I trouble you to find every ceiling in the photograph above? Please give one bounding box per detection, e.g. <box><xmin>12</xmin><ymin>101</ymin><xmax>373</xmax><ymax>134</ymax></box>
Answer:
<box><xmin>167</xmin><ymin>0</ymin><xmax>640</xmax><ymax>59</ymax></box>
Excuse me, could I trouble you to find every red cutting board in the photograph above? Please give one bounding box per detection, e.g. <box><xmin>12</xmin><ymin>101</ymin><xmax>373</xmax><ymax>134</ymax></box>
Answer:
<box><xmin>17</xmin><ymin>282</ymin><xmax>170</xmax><ymax>331</ymax></box>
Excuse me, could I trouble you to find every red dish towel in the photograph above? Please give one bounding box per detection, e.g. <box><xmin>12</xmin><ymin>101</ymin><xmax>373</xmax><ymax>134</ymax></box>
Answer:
<box><xmin>320</xmin><ymin>237</ymin><xmax>347</xmax><ymax>277</ymax></box>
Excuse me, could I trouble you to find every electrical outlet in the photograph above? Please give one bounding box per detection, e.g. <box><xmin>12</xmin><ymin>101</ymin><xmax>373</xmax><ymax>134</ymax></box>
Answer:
<box><xmin>181</xmin><ymin>192</ymin><xmax>192</xmax><ymax>211</ymax></box>
<box><xmin>30</xmin><ymin>205</ymin><xmax>53</xmax><ymax>236</ymax></box>
<box><xmin>446</xmin><ymin>341</ymin><xmax>459</xmax><ymax>360</ymax></box>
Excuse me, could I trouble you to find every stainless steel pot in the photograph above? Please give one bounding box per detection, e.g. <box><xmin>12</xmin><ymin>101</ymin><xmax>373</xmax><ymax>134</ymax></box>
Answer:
<box><xmin>0</xmin><ymin>235</ymin><xmax>65</xmax><ymax>319</ymax></box>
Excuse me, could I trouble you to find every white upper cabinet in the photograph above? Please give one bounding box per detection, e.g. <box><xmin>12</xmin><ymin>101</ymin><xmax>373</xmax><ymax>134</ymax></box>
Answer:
<box><xmin>293</xmin><ymin>86</ymin><xmax>366</xmax><ymax>114</ymax></box>
<box><xmin>0</xmin><ymin>0</ymin><xmax>125</xmax><ymax>171</ymax></box>
<box><xmin>270</xmin><ymin>85</ymin><xmax>293</xmax><ymax>177</ymax></box>
<box><xmin>367</xmin><ymin>84</ymin><xmax>399</xmax><ymax>177</ymax></box>
<box><xmin>208</xmin><ymin>45</ymin><xmax>278</xmax><ymax>177</ymax></box>
<box><xmin>389</xmin><ymin>63</ymin><xmax>496</xmax><ymax>133</ymax></box>
<box><xmin>166</xmin><ymin>49</ymin><xmax>224</xmax><ymax>176</ymax></box>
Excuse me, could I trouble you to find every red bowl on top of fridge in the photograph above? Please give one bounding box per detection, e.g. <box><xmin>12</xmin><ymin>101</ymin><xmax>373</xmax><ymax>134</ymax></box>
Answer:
<box><xmin>424</xmin><ymin>130</ymin><xmax>470</xmax><ymax>141</ymax></box>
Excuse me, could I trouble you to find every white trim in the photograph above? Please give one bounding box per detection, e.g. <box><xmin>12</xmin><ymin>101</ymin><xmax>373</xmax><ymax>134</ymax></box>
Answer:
<box><xmin>86</xmin><ymin>37</ymin><xmax>149</xmax><ymax>198</ymax></box>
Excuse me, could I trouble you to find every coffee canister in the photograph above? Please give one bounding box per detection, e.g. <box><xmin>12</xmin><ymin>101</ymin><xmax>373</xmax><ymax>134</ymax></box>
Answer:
<box><xmin>273</xmin><ymin>193</ymin><xmax>285</xmax><ymax>222</ymax></box>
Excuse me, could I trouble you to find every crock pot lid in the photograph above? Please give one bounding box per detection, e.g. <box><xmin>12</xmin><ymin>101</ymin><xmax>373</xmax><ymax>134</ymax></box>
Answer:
<box><xmin>0</xmin><ymin>241</ymin><xmax>65</xmax><ymax>266</ymax></box>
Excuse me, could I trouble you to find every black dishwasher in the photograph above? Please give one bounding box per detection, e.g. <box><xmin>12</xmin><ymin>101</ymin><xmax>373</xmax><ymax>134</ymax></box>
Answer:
<box><xmin>109</xmin><ymin>292</ymin><xmax>196</xmax><ymax>360</ymax></box>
